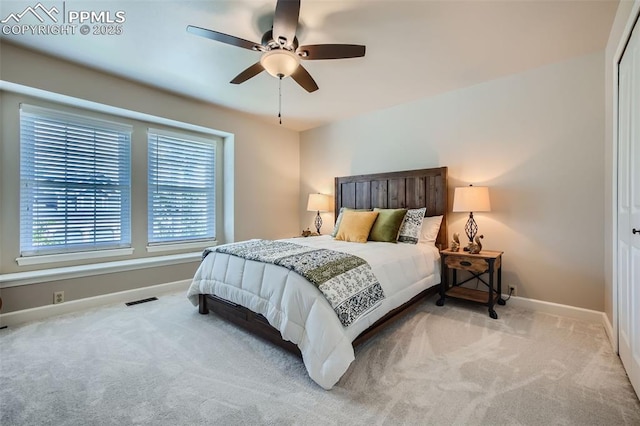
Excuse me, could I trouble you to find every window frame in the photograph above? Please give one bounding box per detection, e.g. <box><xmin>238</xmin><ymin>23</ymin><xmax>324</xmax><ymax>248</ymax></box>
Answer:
<box><xmin>18</xmin><ymin>104</ymin><xmax>133</xmax><ymax>262</ymax></box>
<box><xmin>4</xmin><ymin>84</ymin><xmax>229</xmax><ymax>271</ymax></box>
<box><xmin>146</xmin><ymin>127</ymin><xmax>220</xmax><ymax>251</ymax></box>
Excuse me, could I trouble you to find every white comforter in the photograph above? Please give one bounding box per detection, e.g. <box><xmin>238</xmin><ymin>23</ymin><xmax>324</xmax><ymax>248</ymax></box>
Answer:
<box><xmin>187</xmin><ymin>235</ymin><xmax>440</xmax><ymax>389</ymax></box>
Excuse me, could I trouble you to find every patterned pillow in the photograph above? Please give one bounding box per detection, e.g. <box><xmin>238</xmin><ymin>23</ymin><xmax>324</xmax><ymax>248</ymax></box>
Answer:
<box><xmin>331</xmin><ymin>207</ymin><xmax>347</xmax><ymax>237</ymax></box>
<box><xmin>397</xmin><ymin>207</ymin><xmax>426</xmax><ymax>244</ymax></box>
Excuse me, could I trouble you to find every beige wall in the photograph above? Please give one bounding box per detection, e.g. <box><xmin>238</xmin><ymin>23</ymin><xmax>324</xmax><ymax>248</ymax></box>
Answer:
<box><xmin>0</xmin><ymin>43</ymin><xmax>300</xmax><ymax>313</ymax></box>
<box><xmin>300</xmin><ymin>52</ymin><xmax>606</xmax><ymax>311</ymax></box>
<box><xmin>604</xmin><ymin>1</ymin><xmax>639</xmax><ymax>329</ymax></box>
<box><xmin>0</xmin><ymin>36</ymin><xmax>617</xmax><ymax>315</ymax></box>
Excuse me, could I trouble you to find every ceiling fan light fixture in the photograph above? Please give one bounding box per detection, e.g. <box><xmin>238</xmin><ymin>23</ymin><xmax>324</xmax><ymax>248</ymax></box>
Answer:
<box><xmin>260</xmin><ymin>49</ymin><xmax>300</xmax><ymax>78</ymax></box>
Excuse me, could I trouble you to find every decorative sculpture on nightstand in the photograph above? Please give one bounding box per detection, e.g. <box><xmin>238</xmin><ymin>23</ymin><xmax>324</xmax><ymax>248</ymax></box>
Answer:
<box><xmin>450</xmin><ymin>233</ymin><xmax>460</xmax><ymax>252</ymax></box>
<box><xmin>468</xmin><ymin>235</ymin><xmax>484</xmax><ymax>254</ymax></box>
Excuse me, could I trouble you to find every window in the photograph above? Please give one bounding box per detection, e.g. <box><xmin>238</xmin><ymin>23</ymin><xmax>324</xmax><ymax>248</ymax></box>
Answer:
<box><xmin>19</xmin><ymin>105</ymin><xmax>132</xmax><ymax>257</ymax></box>
<box><xmin>147</xmin><ymin>129</ymin><xmax>216</xmax><ymax>245</ymax></box>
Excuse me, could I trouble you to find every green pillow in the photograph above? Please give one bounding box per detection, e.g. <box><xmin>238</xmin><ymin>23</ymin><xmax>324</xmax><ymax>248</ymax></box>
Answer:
<box><xmin>368</xmin><ymin>208</ymin><xmax>408</xmax><ymax>243</ymax></box>
<box><xmin>331</xmin><ymin>207</ymin><xmax>371</xmax><ymax>237</ymax></box>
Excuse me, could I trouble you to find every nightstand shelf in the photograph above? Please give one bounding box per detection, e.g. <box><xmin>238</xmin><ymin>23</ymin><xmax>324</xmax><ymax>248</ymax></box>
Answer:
<box><xmin>437</xmin><ymin>249</ymin><xmax>504</xmax><ymax>319</ymax></box>
<box><xmin>445</xmin><ymin>286</ymin><xmax>500</xmax><ymax>304</ymax></box>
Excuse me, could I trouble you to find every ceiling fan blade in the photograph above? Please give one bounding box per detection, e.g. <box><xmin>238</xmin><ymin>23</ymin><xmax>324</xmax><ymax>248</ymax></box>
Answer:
<box><xmin>273</xmin><ymin>0</ymin><xmax>300</xmax><ymax>47</ymax></box>
<box><xmin>290</xmin><ymin>64</ymin><xmax>318</xmax><ymax>93</ymax></box>
<box><xmin>297</xmin><ymin>44</ymin><xmax>366</xmax><ymax>60</ymax></box>
<box><xmin>230</xmin><ymin>62</ymin><xmax>265</xmax><ymax>84</ymax></box>
<box><xmin>187</xmin><ymin>25</ymin><xmax>261</xmax><ymax>51</ymax></box>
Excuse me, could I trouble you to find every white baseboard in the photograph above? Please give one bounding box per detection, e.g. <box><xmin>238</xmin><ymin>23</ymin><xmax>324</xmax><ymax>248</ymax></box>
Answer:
<box><xmin>503</xmin><ymin>294</ymin><xmax>616</xmax><ymax>351</ymax></box>
<box><xmin>0</xmin><ymin>280</ymin><xmax>191</xmax><ymax>328</ymax></box>
<box><xmin>0</xmin><ymin>284</ymin><xmax>614</xmax><ymax>339</ymax></box>
<box><xmin>501</xmin><ymin>293</ymin><xmax>606</xmax><ymax>324</ymax></box>
<box><xmin>602</xmin><ymin>313</ymin><xmax>617</xmax><ymax>352</ymax></box>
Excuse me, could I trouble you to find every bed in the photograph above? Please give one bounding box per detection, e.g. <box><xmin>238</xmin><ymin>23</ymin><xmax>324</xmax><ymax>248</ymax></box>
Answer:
<box><xmin>187</xmin><ymin>167</ymin><xmax>448</xmax><ymax>389</ymax></box>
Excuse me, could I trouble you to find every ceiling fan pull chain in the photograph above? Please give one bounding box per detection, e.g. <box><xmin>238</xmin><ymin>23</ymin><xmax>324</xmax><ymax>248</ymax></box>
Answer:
<box><xmin>278</xmin><ymin>75</ymin><xmax>283</xmax><ymax>125</ymax></box>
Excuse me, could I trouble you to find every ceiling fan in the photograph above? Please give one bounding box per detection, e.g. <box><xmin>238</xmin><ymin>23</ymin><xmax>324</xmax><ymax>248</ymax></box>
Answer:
<box><xmin>186</xmin><ymin>0</ymin><xmax>366</xmax><ymax>93</ymax></box>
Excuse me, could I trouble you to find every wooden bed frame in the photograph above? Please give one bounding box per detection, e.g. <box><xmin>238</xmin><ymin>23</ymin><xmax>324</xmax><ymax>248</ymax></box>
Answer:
<box><xmin>198</xmin><ymin>167</ymin><xmax>448</xmax><ymax>357</ymax></box>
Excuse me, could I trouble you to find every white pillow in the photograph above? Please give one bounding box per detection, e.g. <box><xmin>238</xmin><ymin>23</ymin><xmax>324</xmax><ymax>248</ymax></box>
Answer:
<box><xmin>418</xmin><ymin>215</ymin><xmax>443</xmax><ymax>244</ymax></box>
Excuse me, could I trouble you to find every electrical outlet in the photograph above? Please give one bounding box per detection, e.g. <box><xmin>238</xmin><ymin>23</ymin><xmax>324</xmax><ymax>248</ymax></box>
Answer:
<box><xmin>53</xmin><ymin>291</ymin><xmax>64</xmax><ymax>304</ymax></box>
<box><xmin>509</xmin><ymin>285</ymin><xmax>517</xmax><ymax>297</ymax></box>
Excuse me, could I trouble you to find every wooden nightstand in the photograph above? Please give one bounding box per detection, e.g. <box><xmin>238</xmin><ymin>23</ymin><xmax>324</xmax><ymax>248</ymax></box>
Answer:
<box><xmin>436</xmin><ymin>249</ymin><xmax>505</xmax><ymax>319</ymax></box>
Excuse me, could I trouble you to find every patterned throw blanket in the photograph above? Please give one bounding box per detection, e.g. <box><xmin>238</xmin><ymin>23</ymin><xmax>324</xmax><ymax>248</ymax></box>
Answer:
<box><xmin>204</xmin><ymin>240</ymin><xmax>385</xmax><ymax>327</ymax></box>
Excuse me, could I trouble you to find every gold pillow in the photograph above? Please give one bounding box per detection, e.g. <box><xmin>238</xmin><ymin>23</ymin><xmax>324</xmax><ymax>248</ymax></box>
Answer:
<box><xmin>335</xmin><ymin>211</ymin><xmax>379</xmax><ymax>243</ymax></box>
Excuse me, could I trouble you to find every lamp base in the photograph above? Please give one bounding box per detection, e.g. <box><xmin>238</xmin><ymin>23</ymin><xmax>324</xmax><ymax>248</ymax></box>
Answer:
<box><xmin>314</xmin><ymin>211</ymin><xmax>323</xmax><ymax>235</ymax></box>
<box><xmin>464</xmin><ymin>213</ymin><xmax>478</xmax><ymax>244</ymax></box>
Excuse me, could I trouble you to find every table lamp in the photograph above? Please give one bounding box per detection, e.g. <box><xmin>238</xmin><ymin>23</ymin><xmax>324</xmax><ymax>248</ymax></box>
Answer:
<box><xmin>452</xmin><ymin>185</ymin><xmax>491</xmax><ymax>250</ymax></box>
<box><xmin>307</xmin><ymin>193</ymin><xmax>330</xmax><ymax>234</ymax></box>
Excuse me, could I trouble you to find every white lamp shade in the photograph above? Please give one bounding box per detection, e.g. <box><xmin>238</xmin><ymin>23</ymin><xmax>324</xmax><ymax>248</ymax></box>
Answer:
<box><xmin>260</xmin><ymin>49</ymin><xmax>300</xmax><ymax>78</ymax></box>
<box><xmin>452</xmin><ymin>186</ymin><xmax>491</xmax><ymax>212</ymax></box>
<box><xmin>307</xmin><ymin>193</ymin><xmax>330</xmax><ymax>212</ymax></box>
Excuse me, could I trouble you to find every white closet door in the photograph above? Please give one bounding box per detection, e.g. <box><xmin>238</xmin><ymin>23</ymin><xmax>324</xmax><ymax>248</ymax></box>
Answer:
<box><xmin>618</xmin><ymin>17</ymin><xmax>640</xmax><ymax>399</ymax></box>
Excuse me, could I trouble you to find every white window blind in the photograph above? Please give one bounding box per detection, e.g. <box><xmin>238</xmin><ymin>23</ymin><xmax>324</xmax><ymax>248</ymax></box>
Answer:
<box><xmin>147</xmin><ymin>129</ymin><xmax>216</xmax><ymax>244</ymax></box>
<box><xmin>19</xmin><ymin>104</ymin><xmax>132</xmax><ymax>257</ymax></box>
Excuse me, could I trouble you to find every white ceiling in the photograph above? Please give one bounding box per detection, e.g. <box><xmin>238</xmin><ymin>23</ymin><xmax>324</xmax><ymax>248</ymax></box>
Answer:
<box><xmin>0</xmin><ymin>0</ymin><xmax>618</xmax><ymax>131</ymax></box>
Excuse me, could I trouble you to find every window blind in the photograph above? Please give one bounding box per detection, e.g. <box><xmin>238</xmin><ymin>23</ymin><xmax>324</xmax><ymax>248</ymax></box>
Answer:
<box><xmin>19</xmin><ymin>104</ymin><xmax>132</xmax><ymax>256</ymax></box>
<box><xmin>147</xmin><ymin>129</ymin><xmax>216</xmax><ymax>244</ymax></box>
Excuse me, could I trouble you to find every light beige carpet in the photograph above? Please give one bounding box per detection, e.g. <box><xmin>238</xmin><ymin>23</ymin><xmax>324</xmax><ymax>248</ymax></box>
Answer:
<box><xmin>1</xmin><ymin>291</ymin><xmax>638</xmax><ymax>425</ymax></box>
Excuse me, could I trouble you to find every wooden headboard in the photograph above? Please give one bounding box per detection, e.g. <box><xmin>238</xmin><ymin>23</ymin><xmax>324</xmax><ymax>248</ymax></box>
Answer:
<box><xmin>335</xmin><ymin>167</ymin><xmax>448</xmax><ymax>249</ymax></box>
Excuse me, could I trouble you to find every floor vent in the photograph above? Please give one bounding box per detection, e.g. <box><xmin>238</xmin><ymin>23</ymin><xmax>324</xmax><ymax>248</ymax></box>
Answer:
<box><xmin>125</xmin><ymin>297</ymin><xmax>158</xmax><ymax>307</ymax></box>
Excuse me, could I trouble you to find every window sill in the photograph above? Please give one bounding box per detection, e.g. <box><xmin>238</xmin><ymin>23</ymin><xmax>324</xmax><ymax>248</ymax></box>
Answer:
<box><xmin>146</xmin><ymin>240</ymin><xmax>217</xmax><ymax>253</ymax></box>
<box><xmin>16</xmin><ymin>248</ymin><xmax>135</xmax><ymax>266</ymax></box>
<box><xmin>1</xmin><ymin>252</ymin><xmax>202</xmax><ymax>289</ymax></box>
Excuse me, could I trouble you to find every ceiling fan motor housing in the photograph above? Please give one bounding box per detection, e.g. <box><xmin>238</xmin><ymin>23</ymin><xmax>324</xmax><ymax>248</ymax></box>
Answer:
<box><xmin>261</xmin><ymin>30</ymin><xmax>299</xmax><ymax>52</ymax></box>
